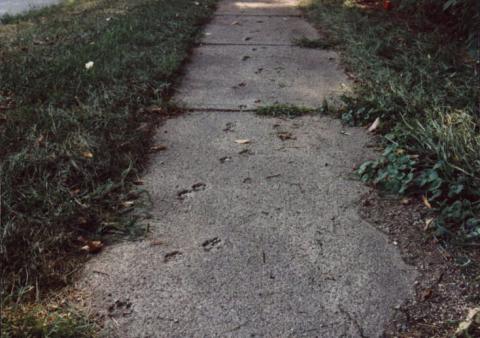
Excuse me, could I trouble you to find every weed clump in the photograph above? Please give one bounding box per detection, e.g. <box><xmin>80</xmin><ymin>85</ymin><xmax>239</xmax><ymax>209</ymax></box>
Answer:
<box><xmin>293</xmin><ymin>36</ymin><xmax>338</xmax><ymax>49</ymax></box>
<box><xmin>304</xmin><ymin>0</ymin><xmax>480</xmax><ymax>242</ymax></box>
<box><xmin>256</xmin><ymin>104</ymin><xmax>321</xmax><ymax>118</ymax></box>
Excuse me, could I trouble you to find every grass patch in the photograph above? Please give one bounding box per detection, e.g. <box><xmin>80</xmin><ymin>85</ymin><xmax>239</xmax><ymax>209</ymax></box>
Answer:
<box><xmin>1</xmin><ymin>302</ymin><xmax>96</xmax><ymax>338</ymax></box>
<box><xmin>256</xmin><ymin>103</ymin><xmax>321</xmax><ymax>118</ymax></box>
<box><xmin>0</xmin><ymin>0</ymin><xmax>216</xmax><ymax>308</ymax></box>
<box><xmin>293</xmin><ymin>36</ymin><xmax>338</xmax><ymax>49</ymax></box>
<box><xmin>303</xmin><ymin>0</ymin><xmax>479</xmax><ymax>242</ymax></box>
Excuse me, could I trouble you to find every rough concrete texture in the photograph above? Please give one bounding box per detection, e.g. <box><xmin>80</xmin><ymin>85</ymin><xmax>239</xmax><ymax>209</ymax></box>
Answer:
<box><xmin>216</xmin><ymin>0</ymin><xmax>301</xmax><ymax>16</ymax></box>
<box><xmin>202</xmin><ymin>15</ymin><xmax>319</xmax><ymax>45</ymax></box>
<box><xmin>0</xmin><ymin>0</ymin><xmax>59</xmax><ymax>16</ymax></box>
<box><xmin>175</xmin><ymin>45</ymin><xmax>348</xmax><ymax>110</ymax></box>
<box><xmin>81</xmin><ymin>113</ymin><xmax>417</xmax><ymax>337</ymax></box>
<box><xmin>80</xmin><ymin>0</ymin><xmax>417</xmax><ymax>337</ymax></box>
<box><xmin>176</xmin><ymin>0</ymin><xmax>347</xmax><ymax>110</ymax></box>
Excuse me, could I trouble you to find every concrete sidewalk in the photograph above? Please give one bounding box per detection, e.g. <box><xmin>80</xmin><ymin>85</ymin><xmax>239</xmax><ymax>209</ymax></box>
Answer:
<box><xmin>80</xmin><ymin>1</ymin><xmax>417</xmax><ymax>337</ymax></box>
<box><xmin>0</xmin><ymin>0</ymin><xmax>60</xmax><ymax>17</ymax></box>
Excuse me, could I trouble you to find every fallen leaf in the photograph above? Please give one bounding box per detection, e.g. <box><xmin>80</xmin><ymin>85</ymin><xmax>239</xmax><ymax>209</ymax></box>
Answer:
<box><xmin>122</xmin><ymin>201</ymin><xmax>135</xmax><ymax>208</ymax></box>
<box><xmin>424</xmin><ymin>218</ymin><xmax>434</xmax><ymax>231</ymax></box>
<box><xmin>164</xmin><ymin>250</ymin><xmax>182</xmax><ymax>262</ymax></box>
<box><xmin>231</xmin><ymin>21</ymin><xmax>240</xmax><ymax>25</ymax></box>
<box><xmin>277</xmin><ymin>131</ymin><xmax>296</xmax><ymax>141</ymax></box>
<box><xmin>81</xmin><ymin>240</ymin><xmax>103</xmax><ymax>254</ymax></box>
<box><xmin>238</xmin><ymin>148</ymin><xmax>253</xmax><ymax>155</ymax></box>
<box><xmin>455</xmin><ymin>307</ymin><xmax>480</xmax><ymax>336</ymax></box>
<box><xmin>368</xmin><ymin>117</ymin><xmax>380</xmax><ymax>132</ymax></box>
<box><xmin>192</xmin><ymin>182</ymin><xmax>206</xmax><ymax>191</ymax></box>
<box><xmin>420</xmin><ymin>288</ymin><xmax>433</xmax><ymax>301</ymax></box>
<box><xmin>422</xmin><ymin>195</ymin><xmax>432</xmax><ymax>209</ymax></box>
<box><xmin>70</xmin><ymin>188</ymin><xmax>81</xmax><ymax>196</ymax></box>
<box><xmin>85</xmin><ymin>61</ymin><xmax>94</xmax><ymax>70</ymax></box>
<box><xmin>266</xmin><ymin>174</ymin><xmax>281</xmax><ymax>179</ymax></box>
<box><xmin>235</xmin><ymin>139</ymin><xmax>251</xmax><ymax>144</ymax></box>
<box><xmin>35</xmin><ymin>135</ymin><xmax>45</xmax><ymax>147</ymax></box>
<box><xmin>219</xmin><ymin>156</ymin><xmax>232</xmax><ymax>163</ymax></box>
<box><xmin>150</xmin><ymin>239</ymin><xmax>165</xmax><ymax>246</ymax></box>
<box><xmin>150</xmin><ymin>144</ymin><xmax>167</xmax><ymax>152</ymax></box>
<box><xmin>81</xmin><ymin>151</ymin><xmax>93</xmax><ymax>159</ymax></box>
<box><xmin>400</xmin><ymin>197</ymin><xmax>411</xmax><ymax>205</ymax></box>
<box><xmin>147</xmin><ymin>106</ymin><xmax>163</xmax><ymax>114</ymax></box>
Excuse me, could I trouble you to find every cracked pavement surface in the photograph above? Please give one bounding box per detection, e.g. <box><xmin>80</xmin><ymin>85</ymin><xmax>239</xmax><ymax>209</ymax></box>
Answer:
<box><xmin>79</xmin><ymin>1</ymin><xmax>417</xmax><ymax>337</ymax></box>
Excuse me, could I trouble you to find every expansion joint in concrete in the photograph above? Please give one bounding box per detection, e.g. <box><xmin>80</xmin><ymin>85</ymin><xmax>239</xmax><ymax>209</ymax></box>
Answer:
<box><xmin>199</xmin><ymin>42</ymin><xmax>295</xmax><ymax>47</ymax></box>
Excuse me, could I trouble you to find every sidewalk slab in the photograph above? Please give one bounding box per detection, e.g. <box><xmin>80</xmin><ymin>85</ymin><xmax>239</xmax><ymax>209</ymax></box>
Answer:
<box><xmin>202</xmin><ymin>15</ymin><xmax>319</xmax><ymax>45</ymax></box>
<box><xmin>216</xmin><ymin>0</ymin><xmax>302</xmax><ymax>16</ymax></box>
<box><xmin>175</xmin><ymin>45</ymin><xmax>349</xmax><ymax>109</ymax></box>
<box><xmin>81</xmin><ymin>112</ymin><xmax>417</xmax><ymax>338</ymax></box>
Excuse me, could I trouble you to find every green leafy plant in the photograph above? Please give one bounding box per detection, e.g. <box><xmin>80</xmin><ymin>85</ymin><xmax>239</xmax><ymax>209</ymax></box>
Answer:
<box><xmin>304</xmin><ymin>0</ymin><xmax>479</xmax><ymax>242</ymax></box>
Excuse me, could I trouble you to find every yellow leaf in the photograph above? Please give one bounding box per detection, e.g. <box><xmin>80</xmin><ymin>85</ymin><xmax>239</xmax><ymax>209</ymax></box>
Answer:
<box><xmin>150</xmin><ymin>144</ymin><xmax>167</xmax><ymax>152</ymax></box>
<box><xmin>81</xmin><ymin>151</ymin><xmax>93</xmax><ymax>159</ymax></box>
<box><xmin>422</xmin><ymin>195</ymin><xmax>432</xmax><ymax>209</ymax></box>
<box><xmin>455</xmin><ymin>308</ymin><xmax>480</xmax><ymax>336</ymax></box>
<box><xmin>367</xmin><ymin>117</ymin><xmax>380</xmax><ymax>132</ymax></box>
<box><xmin>424</xmin><ymin>218</ymin><xmax>434</xmax><ymax>231</ymax></box>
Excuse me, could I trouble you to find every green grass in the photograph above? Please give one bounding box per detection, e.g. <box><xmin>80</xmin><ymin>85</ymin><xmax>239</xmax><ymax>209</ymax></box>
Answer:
<box><xmin>302</xmin><ymin>0</ymin><xmax>479</xmax><ymax>242</ymax></box>
<box><xmin>293</xmin><ymin>36</ymin><xmax>338</xmax><ymax>49</ymax></box>
<box><xmin>256</xmin><ymin>103</ymin><xmax>321</xmax><ymax>118</ymax></box>
<box><xmin>0</xmin><ymin>0</ymin><xmax>216</xmax><ymax>306</ymax></box>
<box><xmin>1</xmin><ymin>302</ymin><xmax>96</xmax><ymax>338</ymax></box>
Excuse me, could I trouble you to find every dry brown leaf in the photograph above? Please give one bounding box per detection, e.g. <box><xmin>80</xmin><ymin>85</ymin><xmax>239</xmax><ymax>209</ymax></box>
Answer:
<box><xmin>150</xmin><ymin>144</ymin><xmax>167</xmax><ymax>152</ymax></box>
<box><xmin>70</xmin><ymin>188</ymin><xmax>81</xmax><ymax>196</ymax></box>
<box><xmin>424</xmin><ymin>218</ymin><xmax>434</xmax><ymax>231</ymax></box>
<box><xmin>277</xmin><ymin>131</ymin><xmax>296</xmax><ymax>141</ymax></box>
<box><xmin>81</xmin><ymin>151</ymin><xmax>93</xmax><ymax>159</ymax></box>
<box><xmin>35</xmin><ymin>135</ymin><xmax>45</xmax><ymax>147</ymax></box>
<box><xmin>420</xmin><ymin>288</ymin><xmax>433</xmax><ymax>301</ymax></box>
<box><xmin>122</xmin><ymin>201</ymin><xmax>135</xmax><ymax>208</ymax></box>
<box><xmin>368</xmin><ymin>117</ymin><xmax>380</xmax><ymax>132</ymax></box>
<box><xmin>150</xmin><ymin>240</ymin><xmax>165</xmax><ymax>246</ymax></box>
<box><xmin>235</xmin><ymin>139</ymin><xmax>251</xmax><ymax>144</ymax></box>
<box><xmin>455</xmin><ymin>307</ymin><xmax>480</xmax><ymax>336</ymax></box>
<box><xmin>81</xmin><ymin>240</ymin><xmax>103</xmax><ymax>254</ymax></box>
<box><xmin>147</xmin><ymin>106</ymin><xmax>163</xmax><ymax>114</ymax></box>
<box><xmin>422</xmin><ymin>195</ymin><xmax>432</xmax><ymax>209</ymax></box>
